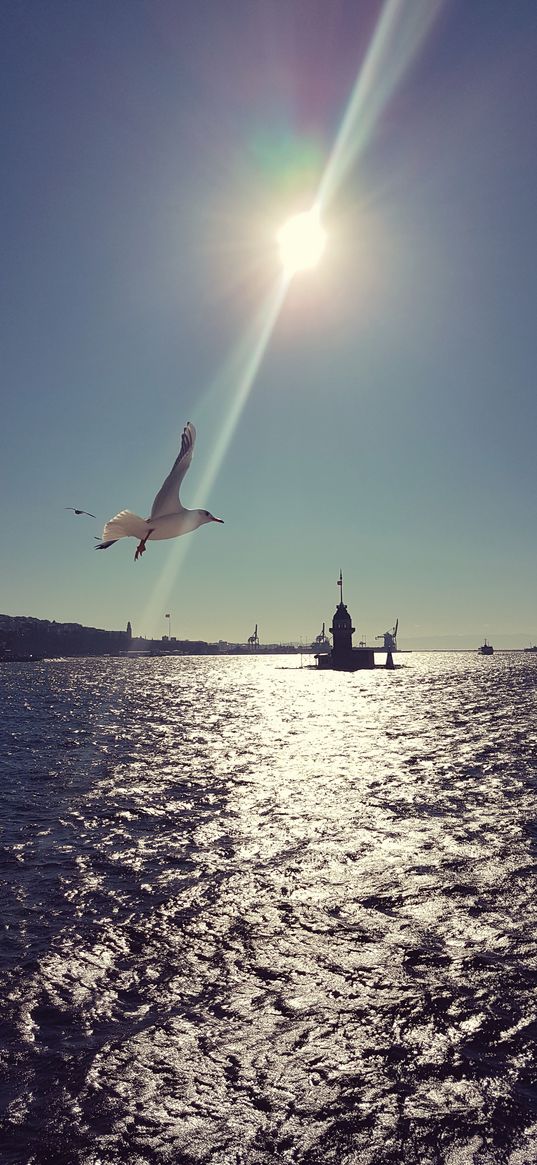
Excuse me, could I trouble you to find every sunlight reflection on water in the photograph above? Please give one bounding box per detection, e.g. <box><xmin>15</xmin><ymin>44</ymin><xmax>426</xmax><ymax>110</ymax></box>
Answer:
<box><xmin>1</xmin><ymin>652</ymin><xmax>536</xmax><ymax>1163</ymax></box>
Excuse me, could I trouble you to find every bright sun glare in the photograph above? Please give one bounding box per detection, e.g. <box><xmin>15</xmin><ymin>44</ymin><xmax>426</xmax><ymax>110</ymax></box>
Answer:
<box><xmin>277</xmin><ymin>209</ymin><xmax>327</xmax><ymax>276</ymax></box>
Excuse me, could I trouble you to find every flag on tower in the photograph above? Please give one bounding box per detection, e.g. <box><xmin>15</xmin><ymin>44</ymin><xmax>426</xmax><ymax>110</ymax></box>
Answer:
<box><xmin>337</xmin><ymin>572</ymin><xmax>342</xmax><ymax>587</ymax></box>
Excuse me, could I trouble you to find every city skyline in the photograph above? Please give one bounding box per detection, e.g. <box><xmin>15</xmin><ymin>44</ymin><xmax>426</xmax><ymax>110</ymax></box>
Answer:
<box><xmin>2</xmin><ymin>1</ymin><xmax>537</xmax><ymax>645</ymax></box>
<box><xmin>1</xmin><ymin>605</ymin><xmax>535</xmax><ymax>654</ymax></box>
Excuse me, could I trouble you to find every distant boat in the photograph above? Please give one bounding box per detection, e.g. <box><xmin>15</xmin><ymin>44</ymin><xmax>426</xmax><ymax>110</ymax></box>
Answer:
<box><xmin>524</xmin><ymin>644</ymin><xmax>537</xmax><ymax>653</ymax></box>
<box><xmin>478</xmin><ymin>640</ymin><xmax>494</xmax><ymax>655</ymax></box>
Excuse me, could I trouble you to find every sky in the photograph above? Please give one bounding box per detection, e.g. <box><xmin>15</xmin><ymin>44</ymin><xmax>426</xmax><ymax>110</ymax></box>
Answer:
<box><xmin>1</xmin><ymin>0</ymin><xmax>537</xmax><ymax>648</ymax></box>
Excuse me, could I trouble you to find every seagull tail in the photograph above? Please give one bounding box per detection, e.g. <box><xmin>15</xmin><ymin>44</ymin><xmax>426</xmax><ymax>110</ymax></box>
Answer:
<box><xmin>95</xmin><ymin>510</ymin><xmax>149</xmax><ymax>549</ymax></box>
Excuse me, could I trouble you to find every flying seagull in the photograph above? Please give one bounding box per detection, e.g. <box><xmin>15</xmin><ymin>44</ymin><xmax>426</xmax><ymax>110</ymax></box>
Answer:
<box><xmin>66</xmin><ymin>507</ymin><xmax>96</xmax><ymax>518</ymax></box>
<box><xmin>95</xmin><ymin>422</ymin><xmax>223</xmax><ymax>561</ymax></box>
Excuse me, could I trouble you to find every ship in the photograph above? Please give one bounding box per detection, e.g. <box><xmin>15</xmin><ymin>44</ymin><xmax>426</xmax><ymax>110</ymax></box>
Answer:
<box><xmin>478</xmin><ymin>640</ymin><xmax>494</xmax><ymax>655</ymax></box>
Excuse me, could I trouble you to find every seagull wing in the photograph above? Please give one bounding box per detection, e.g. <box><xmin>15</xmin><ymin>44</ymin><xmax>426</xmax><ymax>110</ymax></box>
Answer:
<box><xmin>150</xmin><ymin>422</ymin><xmax>196</xmax><ymax>519</ymax></box>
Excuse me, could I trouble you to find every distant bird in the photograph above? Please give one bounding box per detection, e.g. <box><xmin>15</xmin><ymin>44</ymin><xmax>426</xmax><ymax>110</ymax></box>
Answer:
<box><xmin>95</xmin><ymin>422</ymin><xmax>223</xmax><ymax>561</ymax></box>
<box><xmin>66</xmin><ymin>507</ymin><xmax>96</xmax><ymax>518</ymax></box>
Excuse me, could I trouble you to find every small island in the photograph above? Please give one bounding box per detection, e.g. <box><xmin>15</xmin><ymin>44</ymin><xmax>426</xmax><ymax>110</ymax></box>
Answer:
<box><xmin>315</xmin><ymin>575</ymin><xmax>394</xmax><ymax>671</ymax></box>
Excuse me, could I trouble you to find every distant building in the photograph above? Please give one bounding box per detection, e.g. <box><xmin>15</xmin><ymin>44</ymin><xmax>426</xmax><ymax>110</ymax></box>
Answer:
<box><xmin>0</xmin><ymin>614</ymin><xmax>132</xmax><ymax>658</ymax></box>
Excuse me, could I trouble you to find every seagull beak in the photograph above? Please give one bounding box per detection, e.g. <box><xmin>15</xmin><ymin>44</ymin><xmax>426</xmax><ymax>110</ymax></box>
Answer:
<box><xmin>212</xmin><ymin>516</ymin><xmax>224</xmax><ymax>523</ymax></box>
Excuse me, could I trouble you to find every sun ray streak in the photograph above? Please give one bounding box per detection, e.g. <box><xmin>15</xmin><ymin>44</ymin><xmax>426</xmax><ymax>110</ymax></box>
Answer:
<box><xmin>141</xmin><ymin>275</ymin><xmax>289</xmax><ymax>632</ymax></box>
<box><xmin>317</xmin><ymin>0</ymin><xmax>443</xmax><ymax>212</ymax></box>
<box><xmin>196</xmin><ymin>275</ymin><xmax>289</xmax><ymax>502</ymax></box>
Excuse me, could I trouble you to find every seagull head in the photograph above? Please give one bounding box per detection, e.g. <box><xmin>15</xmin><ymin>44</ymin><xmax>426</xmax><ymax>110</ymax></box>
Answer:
<box><xmin>197</xmin><ymin>509</ymin><xmax>224</xmax><ymax>526</ymax></box>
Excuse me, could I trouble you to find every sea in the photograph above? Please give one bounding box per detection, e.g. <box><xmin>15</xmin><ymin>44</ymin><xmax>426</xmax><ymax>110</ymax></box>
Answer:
<box><xmin>1</xmin><ymin>652</ymin><xmax>536</xmax><ymax>1165</ymax></box>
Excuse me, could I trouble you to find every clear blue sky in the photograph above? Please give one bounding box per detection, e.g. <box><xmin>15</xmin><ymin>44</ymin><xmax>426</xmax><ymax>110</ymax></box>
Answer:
<box><xmin>2</xmin><ymin>0</ymin><xmax>536</xmax><ymax>647</ymax></box>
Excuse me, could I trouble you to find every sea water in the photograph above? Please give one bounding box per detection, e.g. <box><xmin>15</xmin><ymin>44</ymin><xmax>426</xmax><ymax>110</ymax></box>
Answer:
<box><xmin>1</xmin><ymin>653</ymin><xmax>536</xmax><ymax>1164</ymax></box>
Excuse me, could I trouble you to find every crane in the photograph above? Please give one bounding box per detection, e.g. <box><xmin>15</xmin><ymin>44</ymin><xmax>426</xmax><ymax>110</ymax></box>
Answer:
<box><xmin>247</xmin><ymin>624</ymin><xmax>259</xmax><ymax>650</ymax></box>
<box><xmin>376</xmin><ymin>619</ymin><xmax>398</xmax><ymax>652</ymax></box>
<box><xmin>315</xmin><ymin>622</ymin><xmax>328</xmax><ymax>644</ymax></box>
<box><xmin>312</xmin><ymin>621</ymin><xmax>330</xmax><ymax>653</ymax></box>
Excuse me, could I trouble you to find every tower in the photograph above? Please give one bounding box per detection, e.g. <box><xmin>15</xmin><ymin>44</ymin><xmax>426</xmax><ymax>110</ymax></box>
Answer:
<box><xmin>330</xmin><ymin>602</ymin><xmax>355</xmax><ymax>655</ymax></box>
<box><xmin>316</xmin><ymin>571</ymin><xmax>375</xmax><ymax>670</ymax></box>
<box><xmin>330</xmin><ymin>570</ymin><xmax>355</xmax><ymax>656</ymax></box>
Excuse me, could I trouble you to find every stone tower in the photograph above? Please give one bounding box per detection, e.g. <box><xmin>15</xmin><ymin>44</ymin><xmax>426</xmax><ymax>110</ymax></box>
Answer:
<box><xmin>330</xmin><ymin>602</ymin><xmax>355</xmax><ymax>656</ymax></box>
<box><xmin>316</xmin><ymin>571</ymin><xmax>375</xmax><ymax>670</ymax></box>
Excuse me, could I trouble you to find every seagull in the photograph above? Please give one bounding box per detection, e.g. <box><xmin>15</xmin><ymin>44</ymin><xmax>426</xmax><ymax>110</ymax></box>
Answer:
<box><xmin>66</xmin><ymin>507</ymin><xmax>96</xmax><ymax>518</ymax></box>
<box><xmin>95</xmin><ymin>422</ymin><xmax>223</xmax><ymax>561</ymax></box>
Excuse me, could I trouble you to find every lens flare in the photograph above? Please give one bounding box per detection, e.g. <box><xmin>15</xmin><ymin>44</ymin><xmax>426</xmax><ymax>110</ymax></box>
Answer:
<box><xmin>141</xmin><ymin>276</ymin><xmax>289</xmax><ymax>632</ymax></box>
<box><xmin>317</xmin><ymin>0</ymin><xmax>443</xmax><ymax>212</ymax></box>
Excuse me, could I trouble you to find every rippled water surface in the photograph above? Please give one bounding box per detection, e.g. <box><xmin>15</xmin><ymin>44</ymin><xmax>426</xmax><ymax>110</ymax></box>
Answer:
<box><xmin>1</xmin><ymin>653</ymin><xmax>536</xmax><ymax>1164</ymax></box>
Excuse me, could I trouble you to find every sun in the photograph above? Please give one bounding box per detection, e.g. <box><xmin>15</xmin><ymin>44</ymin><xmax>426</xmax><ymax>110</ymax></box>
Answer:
<box><xmin>277</xmin><ymin>209</ymin><xmax>327</xmax><ymax>277</ymax></box>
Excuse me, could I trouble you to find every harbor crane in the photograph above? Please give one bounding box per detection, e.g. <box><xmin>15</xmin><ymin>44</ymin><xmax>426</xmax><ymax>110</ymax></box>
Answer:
<box><xmin>247</xmin><ymin>624</ymin><xmax>259</xmax><ymax>650</ymax></box>
<box><xmin>312</xmin><ymin>621</ymin><xmax>330</xmax><ymax>653</ymax></box>
<box><xmin>376</xmin><ymin>619</ymin><xmax>398</xmax><ymax>653</ymax></box>
<box><xmin>315</xmin><ymin>622</ymin><xmax>327</xmax><ymax>644</ymax></box>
